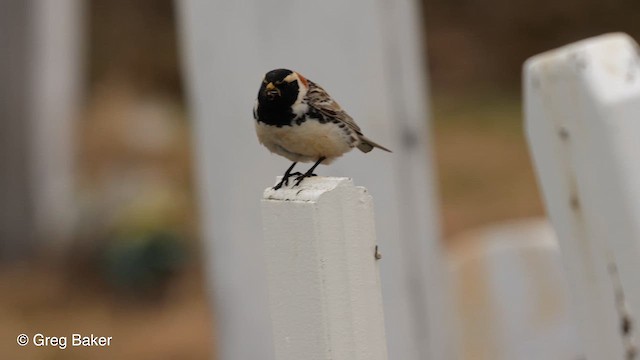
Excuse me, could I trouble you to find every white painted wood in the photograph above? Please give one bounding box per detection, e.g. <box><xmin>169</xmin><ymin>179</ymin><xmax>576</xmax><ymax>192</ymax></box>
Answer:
<box><xmin>0</xmin><ymin>0</ymin><xmax>34</xmax><ymax>257</ymax></box>
<box><xmin>177</xmin><ymin>1</ymin><xmax>448</xmax><ymax>359</ymax></box>
<box><xmin>525</xmin><ymin>33</ymin><xmax>640</xmax><ymax>359</ymax></box>
<box><xmin>0</xmin><ymin>0</ymin><xmax>82</xmax><ymax>258</ymax></box>
<box><xmin>262</xmin><ymin>177</ymin><xmax>387</xmax><ymax>360</ymax></box>
<box><xmin>448</xmin><ymin>218</ymin><xmax>580</xmax><ymax>360</ymax></box>
<box><xmin>29</xmin><ymin>0</ymin><xmax>83</xmax><ymax>247</ymax></box>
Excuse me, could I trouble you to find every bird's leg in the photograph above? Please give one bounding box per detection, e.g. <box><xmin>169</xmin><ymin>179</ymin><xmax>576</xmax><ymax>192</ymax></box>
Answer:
<box><xmin>282</xmin><ymin>162</ymin><xmax>303</xmax><ymax>186</ymax></box>
<box><xmin>294</xmin><ymin>157</ymin><xmax>326</xmax><ymax>187</ymax></box>
<box><xmin>273</xmin><ymin>162</ymin><xmax>298</xmax><ymax>190</ymax></box>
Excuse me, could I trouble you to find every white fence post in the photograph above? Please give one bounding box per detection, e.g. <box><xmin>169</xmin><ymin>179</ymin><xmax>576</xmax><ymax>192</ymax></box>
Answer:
<box><xmin>525</xmin><ymin>33</ymin><xmax>640</xmax><ymax>359</ymax></box>
<box><xmin>0</xmin><ymin>0</ymin><xmax>83</xmax><ymax>258</ymax></box>
<box><xmin>448</xmin><ymin>218</ymin><xmax>580</xmax><ymax>360</ymax></box>
<box><xmin>261</xmin><ymin>177</ymin><xmax>388</xmax><ymax>360</ymax></box>
<box><xmin>29</xmin><ymin>0</ymin><xmax>83</xmax><ymax>249</ymax></box>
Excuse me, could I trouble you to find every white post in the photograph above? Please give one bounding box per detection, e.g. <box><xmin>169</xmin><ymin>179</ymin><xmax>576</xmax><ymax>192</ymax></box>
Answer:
<box><xmin>0</xmin><ymin>0</ymin><xmax>83</xmax><ymax>258</ymax></box>
<box><xmin>29</xmin><ymin>0</ymin><xmax>84</xmax><ymax>248</ymax></box>
<box><xmin>262</xmin><ymin>177</ymin><xmax>388</xmax><ymax>360</ymax></box>
<box><xmin>448</xmin><ymin>218</ymin><xmax>580</xmax><ymax>360</ymax></box>
<box><xmin>525</xmin><ymin>33</ymin><xmax>640</xmax><ymax>359</ymax></box>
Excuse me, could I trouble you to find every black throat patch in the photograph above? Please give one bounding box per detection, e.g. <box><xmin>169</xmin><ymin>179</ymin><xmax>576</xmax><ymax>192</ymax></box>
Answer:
<box><xmin>255</xmin><ymin>102</ymin><xmax>298</xmax><ymax>127</ymax></box>
<box><xmin>255</xmin><ymin>69</ymin><xmax>301</xmax><ymax>127</ymax></box>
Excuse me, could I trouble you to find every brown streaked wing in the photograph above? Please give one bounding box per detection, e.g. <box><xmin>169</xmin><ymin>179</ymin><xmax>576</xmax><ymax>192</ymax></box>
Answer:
<box><xmin>306</xmin><ymin>81</ymin><xmax>363</xmax><ymax>134</ymax></box>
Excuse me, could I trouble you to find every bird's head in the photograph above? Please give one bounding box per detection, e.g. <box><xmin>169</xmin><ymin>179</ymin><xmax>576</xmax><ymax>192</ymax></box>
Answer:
<box><xmin>258</xmin><ymin>68</ymin><xmax>308</xmax><ymax>107</ymax></box>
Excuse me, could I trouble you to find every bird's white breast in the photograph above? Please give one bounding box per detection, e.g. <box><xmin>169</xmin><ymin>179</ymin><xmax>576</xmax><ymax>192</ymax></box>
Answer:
<box><xmin>255</xmin><ymin>120</ymin><xmax>357</xmax><ymax>164</ymax></box>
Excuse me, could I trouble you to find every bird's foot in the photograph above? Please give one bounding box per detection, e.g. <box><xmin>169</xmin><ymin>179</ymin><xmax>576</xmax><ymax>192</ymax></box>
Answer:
<box><xmin>293</xmin><ymin>173</ymin><xmax>317</xmax><ymax>187</ymax></box>
<box><xmin>292</xmin><ymin>157</ymin><xmax>325</xmax><ymax>187</ymax></box>
<box><xmin>273</xmin><ymin>172</ymin><xmax>304</xmax><ymax>190</ymax></box>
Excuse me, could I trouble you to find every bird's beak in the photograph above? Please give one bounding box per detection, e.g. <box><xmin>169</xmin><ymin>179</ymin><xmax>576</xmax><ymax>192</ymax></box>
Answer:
<box><xmin>265</xmin><ymin>82</ymin><xmax>281</xmax><ymax>99</ymax></box>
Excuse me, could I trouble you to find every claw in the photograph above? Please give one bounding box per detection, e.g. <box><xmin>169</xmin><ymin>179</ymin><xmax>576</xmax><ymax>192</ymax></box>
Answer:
<box><xmin>292</xmin><ymin>157</ymin><xmax>325</xmax><ymax>187</ymax></box>
<box><xmin>293</xmin><ymin>173</ymin><xmax>318</xmax><ymax>186</ymax></box>
<box><xmin>285</xmin><ymin>172</ymin><xmax>303</xmax><ymax>185</ymax></box>
<box><xmin>273</xmin><ymin>162</ymin><xmax>299</xmax><ymax>190</ymax></box>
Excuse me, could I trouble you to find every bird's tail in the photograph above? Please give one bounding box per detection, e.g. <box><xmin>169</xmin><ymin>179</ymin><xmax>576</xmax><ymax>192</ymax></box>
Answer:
<box><xmin>357</xmin><ymin>136</ymin><xmax>392</xmax><ymax>153</ymax></box>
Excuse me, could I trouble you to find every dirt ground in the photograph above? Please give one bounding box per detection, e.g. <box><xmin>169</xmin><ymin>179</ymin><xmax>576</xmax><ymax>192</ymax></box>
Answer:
<box><xmin>0</xmin><ymin>261</ymin><xmax>213</xmax><ymax>359</ymax></box>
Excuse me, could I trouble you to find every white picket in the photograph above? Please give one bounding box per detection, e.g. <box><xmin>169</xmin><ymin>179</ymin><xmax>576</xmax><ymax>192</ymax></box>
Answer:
<box><xmin>177</xmin><ymin>1</ymin><xmax>448</xmax><ymax>359</ymax></box>
<box><xmin>525</xmin><ymin>33</ymin><xmax>640</xmax><ymax>359</ymax></box>
<box><xmin>0</xmin><ymin>0</ymin><xmax>82</xmax><ymax>257</ymax></box>
<box><xmin>448</xmin><ymin>218</ymin><xmax>581</xmax><ymax>360</ymax></box>
<box><xmin>262</xmin><ymin>177</ymin><xmax>387</xmax><ymax>360</ymax></box>
<box><xmin>29</xmin><ymin>0</ymin><xmax>83</xmax><ymax>247</ymax></box>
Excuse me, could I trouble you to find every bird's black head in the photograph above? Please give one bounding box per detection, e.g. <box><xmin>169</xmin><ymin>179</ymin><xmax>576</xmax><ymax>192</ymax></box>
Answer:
<box><xmin>257</xmin><ymin>68</ymin><xmax>301</xmax><ymax>108</ymax></box>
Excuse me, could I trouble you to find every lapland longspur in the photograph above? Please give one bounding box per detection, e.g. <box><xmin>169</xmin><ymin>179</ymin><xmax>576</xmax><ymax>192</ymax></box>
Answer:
<box><xmin>254</xmin><ymin>68</ymin><xmax>391</xmax><ymax>190</ymax></box>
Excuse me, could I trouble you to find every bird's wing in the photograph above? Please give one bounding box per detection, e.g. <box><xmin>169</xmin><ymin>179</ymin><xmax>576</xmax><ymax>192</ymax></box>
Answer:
<box><xmin>306</xmin><ymin>80</ymin><xmax>392</xmax><ymax>153</ymax></box>
<box><xmin>306</xmin><ymin>81</ymin><xmax>363</xmax><ymax>134</ymax></box>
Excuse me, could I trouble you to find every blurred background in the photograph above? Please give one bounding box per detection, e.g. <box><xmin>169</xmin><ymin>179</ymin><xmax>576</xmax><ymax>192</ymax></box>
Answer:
<box><xmin>1</xmin><ymin>0</ymin><xmax>640</xmax><ymax>358</ymax></box>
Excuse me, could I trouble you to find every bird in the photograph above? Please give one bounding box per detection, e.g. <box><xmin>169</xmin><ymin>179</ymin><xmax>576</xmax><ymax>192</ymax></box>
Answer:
<box><xmin>253</xmin><ymin>68</ymin><xmax>391</xmax><ymax>190</ymax></box>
